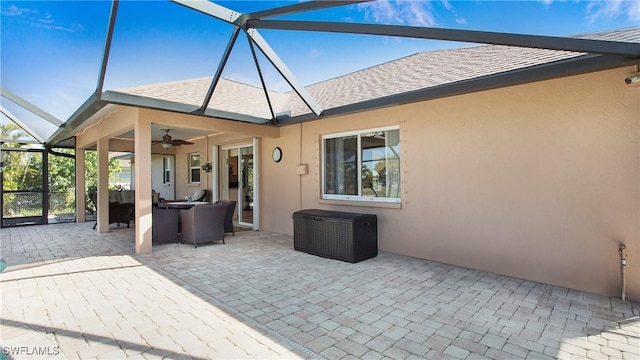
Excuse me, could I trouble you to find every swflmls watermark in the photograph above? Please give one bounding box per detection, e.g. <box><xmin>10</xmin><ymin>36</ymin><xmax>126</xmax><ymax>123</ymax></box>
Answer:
<box><xmin>1</xmin><ymin>346</ymin><xmax>61</xmax><ymax>356</ymax></box>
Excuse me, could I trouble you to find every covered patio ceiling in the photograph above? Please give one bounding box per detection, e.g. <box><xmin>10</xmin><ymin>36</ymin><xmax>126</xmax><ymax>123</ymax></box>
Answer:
<box><xmin>1</xmin><ymin>0</ymin><xmax>639</xmax><ymax>148</ymax></box>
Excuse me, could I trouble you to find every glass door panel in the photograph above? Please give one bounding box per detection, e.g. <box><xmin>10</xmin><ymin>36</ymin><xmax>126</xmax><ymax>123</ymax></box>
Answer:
<box><xmin>239</xmin><ymin>146</ymin><xmax>253</xmax><ymax>225</ymax></box>
<box><xmin>221</xmin><ymin>145</ymin><xmax>254</xmax><ymax>227</ymax></box>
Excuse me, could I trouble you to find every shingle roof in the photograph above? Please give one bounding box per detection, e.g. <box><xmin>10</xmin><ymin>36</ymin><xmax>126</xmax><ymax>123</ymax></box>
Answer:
<box><xmin>118</xmin><ymin>77</ymin><xmax>290</xmax><ymax>119</ymax></box>
<box><xmin>115</xmin><ymin>27</ymin><xmax>639</xmax><ymax>121</ymax></box>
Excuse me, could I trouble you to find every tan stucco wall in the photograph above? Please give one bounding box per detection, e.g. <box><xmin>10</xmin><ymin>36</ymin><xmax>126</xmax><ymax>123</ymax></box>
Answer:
<box><xmin>262</xmin><ymin>125</ymin><xmax>305</xmax><ymax>235</ymax></box>
<box><xmin>260</xmin><ymin>67</ymin><xmax>640</xmax><ymax>300</ymax></box>
<box><xmin>151</xmin><ymin>154</ymin><xmax>175</xmax><ymax>200</ymax></box>
<box><xmin>173</xmin><ymin>133</ymin><xmax>257</xmax><ymax>201</ymax></box>
<box><xmin>174</xmin><ymin>137</ymin><xmax>209</xmax><ymax>200</ymax></box>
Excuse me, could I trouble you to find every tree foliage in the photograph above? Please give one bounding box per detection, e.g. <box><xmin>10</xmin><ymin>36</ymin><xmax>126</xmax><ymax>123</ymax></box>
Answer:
<box><xmin>2</xmin><ymin>123</ymin><xmax>124</xmax><ymax>217</ymax></box>
<box><xmin>2</xmin><ymin>151</ymin><xmax>42</xmax><ymax>191</ymax></box>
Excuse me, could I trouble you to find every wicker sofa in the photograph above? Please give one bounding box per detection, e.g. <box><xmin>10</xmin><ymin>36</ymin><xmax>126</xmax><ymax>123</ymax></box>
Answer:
<box><xmin>89</xmin><ymin>190</ymin><xmax>162</xmax><ymax>229</ymax></box>
<box><xmin>108</xmin><ymin>190</ymin><xmax>135</xmax><ymax>205</ymax></box>
<box><xmin>89</xmin><ymin>192</ymin><xmax>133</xmax><ymax>229</ymax></box>
<box><xmin>107</xmin><ymin>189</ymin><xmax>161</xmax><ymax>206</ymax></box>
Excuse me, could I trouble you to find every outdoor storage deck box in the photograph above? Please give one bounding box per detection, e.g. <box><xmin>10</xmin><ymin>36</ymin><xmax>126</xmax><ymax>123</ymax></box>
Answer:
<box><xmin>292</xmin><ymin>209</ymin><xmax>377</xmax><ymax>263</ymax></box>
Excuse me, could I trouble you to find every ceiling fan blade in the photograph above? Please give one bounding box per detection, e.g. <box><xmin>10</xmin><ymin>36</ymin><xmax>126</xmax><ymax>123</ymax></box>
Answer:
<box><xmin>171</xmin><ymin>139</ymin><xmax>194</xmax><ymax>146</ymax></box>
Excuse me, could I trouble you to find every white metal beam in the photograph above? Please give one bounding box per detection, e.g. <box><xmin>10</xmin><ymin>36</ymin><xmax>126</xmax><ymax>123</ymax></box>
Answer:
<box><xmin>0</xmin><ymin>137</ymin><xmax>41</xmax><ymax>145</ymax></box>
<box><xmin>0</xmin><ymin>88</ymin><xmax>63</xmax><ymax>127</ymax></box>
<box><xmin>247</xmin><ymin>28</ymin><xmax>323</xmax><ymax>116</ymax></box>
<box><xmin>0</xmin><ymin>105</ymin><xmax>45</xmax><ymax>143</ymax></box>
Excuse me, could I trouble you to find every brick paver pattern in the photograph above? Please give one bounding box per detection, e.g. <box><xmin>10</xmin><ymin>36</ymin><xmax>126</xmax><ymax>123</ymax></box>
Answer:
<box><xmin>1</xmin><ymin>223</ymin><xmax>638</xmax><ymax>359</ymax></box>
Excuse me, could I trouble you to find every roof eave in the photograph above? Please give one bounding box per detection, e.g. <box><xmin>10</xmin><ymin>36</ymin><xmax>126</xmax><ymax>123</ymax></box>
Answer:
<box><xmin>46</xmin><ymin>93</ymin><xmax>107</xmax><ymax>146</ymax></box>
<box><xmin>101</xmin><ymin>91</ymin><xmax>272</xmax><ymax>124</ymax></box>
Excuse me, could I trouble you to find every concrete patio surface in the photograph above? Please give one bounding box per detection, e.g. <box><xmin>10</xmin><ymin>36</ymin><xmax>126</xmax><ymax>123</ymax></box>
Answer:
<box><xmin>1</xmin><ymin>223</ymin><xmax>638</xmax><ymax>359</ymax></box>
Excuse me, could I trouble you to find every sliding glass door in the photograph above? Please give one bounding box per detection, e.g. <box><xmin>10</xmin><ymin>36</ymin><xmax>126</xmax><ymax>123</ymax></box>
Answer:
<box><xmin>221</xmin><ymin>145</ymin><xmax>254</xmax><ymax>227</ymax></box>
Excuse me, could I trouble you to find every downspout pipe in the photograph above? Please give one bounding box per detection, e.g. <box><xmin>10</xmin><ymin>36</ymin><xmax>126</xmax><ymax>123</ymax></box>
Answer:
<box><xmin>618</xmin><ymin>244</ymin><xmax>627</xmax><ymax>301</ymax></box>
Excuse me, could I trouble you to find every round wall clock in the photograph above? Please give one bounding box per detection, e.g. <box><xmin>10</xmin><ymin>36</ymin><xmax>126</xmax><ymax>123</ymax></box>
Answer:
<box><xmin>272</xmin><ymin>147</ymin><xmax>283</xmax><ymax>163</ymax></box>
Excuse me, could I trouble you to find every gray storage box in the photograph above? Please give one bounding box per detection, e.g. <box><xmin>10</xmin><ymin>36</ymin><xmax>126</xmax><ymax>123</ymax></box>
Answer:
<box><xmin>292</xmin><ymin>209</ymin><xmax>377</xmax><ymax>263</ymax></box>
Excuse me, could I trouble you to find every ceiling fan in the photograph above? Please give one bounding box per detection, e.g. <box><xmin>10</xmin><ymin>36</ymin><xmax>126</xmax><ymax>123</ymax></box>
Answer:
<box><xmin>152</xmin><ymin>128</ymin><xmax>194</xmax><ymax>149</ymax></box>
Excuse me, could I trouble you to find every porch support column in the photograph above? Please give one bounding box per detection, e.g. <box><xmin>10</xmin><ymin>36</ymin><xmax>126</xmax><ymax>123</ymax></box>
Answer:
<box><xmin>252</xmin><ymin>137</ymin><xmax>260</xmax><ymax>231</ymax></box>
<box><xmin>134</xmin><ymin>115</ymin><xmax>152</xmax><ymax>254</ymax></box>
<box><xmin>76</xmin><ymin>148</ymin><xmax>86</xmax><ymax>223</ymax></box>
<box><xmin>96</xmin><ymin>137</ymin><xmax>109</xmax><ymax>233</ymax></box>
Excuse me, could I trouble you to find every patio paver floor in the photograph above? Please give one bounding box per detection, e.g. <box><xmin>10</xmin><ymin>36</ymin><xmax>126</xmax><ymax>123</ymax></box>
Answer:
<box><xmin>1</xmin><ymin>223</ymin><xmax>638</xmax><ymax>359</ymax></box>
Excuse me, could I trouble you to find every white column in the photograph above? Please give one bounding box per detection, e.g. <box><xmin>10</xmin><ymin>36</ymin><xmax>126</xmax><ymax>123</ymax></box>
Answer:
<box><xmin>211</xmin><ymin>145</ymin><xmax>219</xmax><ymax>203</ymax></box>
<box><xmin>134</xmin><ymin>115</ymin><xmax>152</xmax><ymax>254</ymax></box>
<box><xmin>252</xmin><ymin>138</ymin><xmax>259</xmax><ymax>231</ymax></box>
<box><xmin>96</xmin><ymin>137</ymin><xmax>109</xmax><ymax>233</ymax></box>
<box><xmin>76</xmin><ymin>148</ymin><xmax>86</xmax><ymax>222</ymax></box>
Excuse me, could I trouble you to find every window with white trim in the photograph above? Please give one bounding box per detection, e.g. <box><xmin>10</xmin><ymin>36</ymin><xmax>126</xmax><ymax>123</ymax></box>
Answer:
<box><xmin>189</xmin><ymin>153</ymin><xmax>200</xmax><ymax>184</ymax></box>
<box><xmin>163</xmin><ymin>157</ymin><xmax>171</xmax><ymax>184</ymax></box>
<box><xmin>322</xmin><ymin>126</ymin><xmax>401</xmax><ymax>202</ymax></box>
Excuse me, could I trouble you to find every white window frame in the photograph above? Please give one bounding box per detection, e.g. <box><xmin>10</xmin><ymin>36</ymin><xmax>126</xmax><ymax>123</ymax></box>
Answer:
<box><xmin>322</xmin><ymin>126</ymin><xmax>401</xmax><ymax>203</ymax></box>
<box><xmin>162</xmin><ymin>157</ymin><xmax>171</xmax><ymax>185</ymax></box>
<box><xmin>189</xmin><ymin>152</ymin><xmax>200</xmax><ymax>184</ymax></box>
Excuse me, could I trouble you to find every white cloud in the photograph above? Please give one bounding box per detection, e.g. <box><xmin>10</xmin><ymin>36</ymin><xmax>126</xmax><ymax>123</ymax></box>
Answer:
<box><xmin>357</xmin><ymin>0</ymin><xmax>437</xmax><ymax>27</ymax></box>
<box><xmin>408</xmin><ymin>1</ymin><xmax>437</xmax><ymax>27</ymax></box>
<box><xmin>1</xmin><ymin>4</ymin><xmax>30</xmax><ymax>16</ymax></box>
<box><xmin>534</xmin><ymin>0</ymin><xmax>639</xmax><ymax>25</ymax></box>
<box><xmin>628</xmin><ymin>0</ymin><xmax>640</xmax><ymax>21</ymax></box>
<box><xmin>356</xmin><ymin>0</ymin><xmax>472</xmax><ymax>28</ymax></box>
<box><xmin>309</xmin><ymin>48</ymin><xmax>322</xmax><ymax>59</ymax></box>
<box><xmin>1</xmin><ymin>4</ymin><xmax>83</xmax><ymax>32</ymax></box>
<box><xmin>441</xmin><ymin>0</ymin><xmax>467</xmax><ymax>25</ymax></box>
<box><xmin>32</xmin><ymin>21</ymin><xmax>83</xmax><ymax>32</ymax></box>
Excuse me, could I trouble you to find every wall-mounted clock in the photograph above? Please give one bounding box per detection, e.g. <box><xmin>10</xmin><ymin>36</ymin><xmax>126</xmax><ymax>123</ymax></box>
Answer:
<box><xmin>272</xmin><ymin>147</ymin><xmax>283</xmax><ymax>163</ymax></box>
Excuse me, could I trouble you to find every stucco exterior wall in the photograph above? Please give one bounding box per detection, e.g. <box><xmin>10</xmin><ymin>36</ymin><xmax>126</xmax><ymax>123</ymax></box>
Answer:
<box><xmin>261</xmin><ymin>125</ymin><xmax>305</xmax><ymax>235</ymax></box>
<box><xmin>174</xmin><ymin>137</ymin><xmax>209</xmax><ymax>201</ymax></box>
<box><xmin>151</xmin><ymin>154</ymin><xmax>175</xmax><ymax>200</ymax></box>
<box><xmin>260</xmin><ymin>67</ymin><xmax>640</xmax><ymax>300</ymax></box>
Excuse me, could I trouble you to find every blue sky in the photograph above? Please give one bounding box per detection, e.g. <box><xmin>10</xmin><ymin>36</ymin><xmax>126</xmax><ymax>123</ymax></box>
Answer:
<box><xmin>1</xmin><ymin>0</ymin><xmax>639</xmax><ymax>136</ymax></box>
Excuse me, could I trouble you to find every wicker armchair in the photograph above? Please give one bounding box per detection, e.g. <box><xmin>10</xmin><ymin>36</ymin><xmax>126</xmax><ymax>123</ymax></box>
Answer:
<box><xmin>109</xmin><ymin>202</ymin><xmax>134</xmax><ymax>228</ymax></box>
<box><xmin>89</xmin><ymin>193</ymin><xmax>133</xmax><ymax>229</ymax></box>
<box><xmin>180</xmin><ymin>203</ymin><xmax>226</xmax><ymax>248</ymax></box>
<box><xmin>216</xmin><ymin>200</ymin><xmax>237</xmax><ymax>236</ymax></box>
<box><xmin>152</xmin><ymin>207</ymin><xmax>180</xmax><ymax>244</ymax></box>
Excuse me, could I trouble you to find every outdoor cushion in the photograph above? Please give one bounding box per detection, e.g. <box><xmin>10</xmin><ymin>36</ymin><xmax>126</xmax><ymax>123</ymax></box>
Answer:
<box><xmin>120</xmin><ymin>190</ymin><xmax>135</xmax><ymax>204</ymax></box>
<box><xmin>192</xmin><ymin>189</ymin><xmax>206</xmax><ymax>202</ymax></box>
<box><xmin>109</xmin><ymin>190</ymin><xmax>122</xmax><ymax>203</ymax></box>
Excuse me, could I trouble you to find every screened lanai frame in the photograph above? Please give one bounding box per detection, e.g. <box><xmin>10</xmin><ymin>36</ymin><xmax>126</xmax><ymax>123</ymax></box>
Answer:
<box><xmin>2</xmin><ymin>0</ymin><xmax>639</xmax><ymax>150</ymax></box>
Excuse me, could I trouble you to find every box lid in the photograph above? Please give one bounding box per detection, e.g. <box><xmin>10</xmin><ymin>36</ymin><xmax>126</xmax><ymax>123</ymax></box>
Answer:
<box><xmin>293</xmin><ymin>209</ymin><xmax>375</xmax><ymax>221</ymax></box>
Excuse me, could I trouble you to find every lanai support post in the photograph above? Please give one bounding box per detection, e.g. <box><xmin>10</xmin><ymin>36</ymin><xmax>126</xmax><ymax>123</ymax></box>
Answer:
<box><xmin>96</xmin><ymin>137</ymin><xmax>109</xmax><ymax>233</ymax></box>
<box><xmin>76</xmin><ymin>148</ymin><xmax>86</xmax><ymax>223</ymax></box>
<box><xmin>134</xmin><ymin>114</ymin><xmax>152</xmax><ymax>254</ymax></box>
